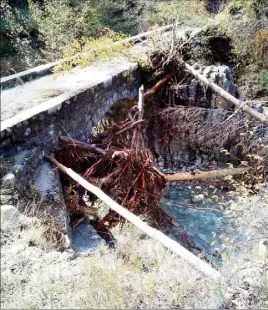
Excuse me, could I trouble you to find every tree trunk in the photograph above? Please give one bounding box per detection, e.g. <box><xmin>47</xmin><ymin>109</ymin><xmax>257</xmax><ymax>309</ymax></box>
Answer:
<box><xmin>182</xmin><ymin>60</ymin><xmax>268</xmax><ymax>126</ymax></box>
<box><xmin>165</xmin><ymin>167</ymin><xmax>250</xmax><ymax>181</ymax></box>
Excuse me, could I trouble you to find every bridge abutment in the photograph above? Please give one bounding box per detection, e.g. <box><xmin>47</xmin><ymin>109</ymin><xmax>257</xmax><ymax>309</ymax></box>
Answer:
<box><xmin>1</xmin><ymin>62</ymin><xmax>140</xmax><ymax>248</ymax></box>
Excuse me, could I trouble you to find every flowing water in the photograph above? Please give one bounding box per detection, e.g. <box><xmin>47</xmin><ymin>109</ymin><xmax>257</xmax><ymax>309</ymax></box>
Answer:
<box><xmin>160</xmin><ymin>182</ymin><xmax>245</xmax><ymax>263</ymax></box>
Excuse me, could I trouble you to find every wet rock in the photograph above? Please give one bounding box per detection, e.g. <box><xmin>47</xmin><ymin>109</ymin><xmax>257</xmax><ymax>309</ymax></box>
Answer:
<box><xmin>163</xmin><ymin>168</ymin><xmax>173</xmax><ymax>174</ymax></box>
<box><xmin>1</xmin><ymin>173</ymin><xmax>15</xmax><ymax>190</ymax></box>
<box><xmin>71</xmin><ymin>223</ymin><xmax>104</xmax><ymax>253</ymax></box>
<box><xmin>192</xmin><ymin>194</ymin><xmax>205</xmax><ymax>203</ymax></box>
<box><xmin>158</xmin><ymin>162</ymin><xmax>164</xmax><ymax>168</ymax></box>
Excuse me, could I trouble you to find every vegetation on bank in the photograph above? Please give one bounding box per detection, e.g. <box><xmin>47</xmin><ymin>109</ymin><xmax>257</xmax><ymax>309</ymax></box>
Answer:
<box><xmin>1</xmin><ymin>0</ymin><xmax>267</xmax><ymax>76</ymax></box>
<box><xmin>1</xmin><ymin>193</ymin><xmax>267</xmax><ymax>309</ymax></box>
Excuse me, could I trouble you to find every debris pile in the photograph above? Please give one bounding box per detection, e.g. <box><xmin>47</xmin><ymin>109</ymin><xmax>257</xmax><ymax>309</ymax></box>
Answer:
<box><xmin>56</xmin><ymin>108</ymin><xmax>189</xmax><ymax>245</ymax></box>
<box><xmin>50</xmin><ymin>47</ymin><xmax>267</xmax><ymax>252</ymax></box>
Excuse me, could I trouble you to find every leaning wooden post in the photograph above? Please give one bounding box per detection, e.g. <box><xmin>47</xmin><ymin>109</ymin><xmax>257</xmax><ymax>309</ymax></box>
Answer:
<box><xmin>45</xmin><ymin>155</ymin><xmax>223</xmax><ymax>281</ymax></box>
<box><xmin>181</xmin><ymin>60</ymin><xmax>268</xmax><ymax>126</ymax></box>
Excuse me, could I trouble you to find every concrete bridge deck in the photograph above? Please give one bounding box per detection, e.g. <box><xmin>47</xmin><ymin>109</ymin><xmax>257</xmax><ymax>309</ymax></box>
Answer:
<box><xmin>1</xmin><ymin>58</ymin><xmax>138</xmax><ymax>126</ymax></box>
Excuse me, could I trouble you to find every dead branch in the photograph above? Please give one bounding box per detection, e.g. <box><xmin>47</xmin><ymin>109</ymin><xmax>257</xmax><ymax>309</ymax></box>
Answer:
<box><xmin>115</xmin><ymin>120</ymin><xmax>144</xmax><ymax>135</ymax></box>
<box><xmin>45</xmin><ymin>155</ymin><xmax>223</xmax><ymax>281</ymax></box>
<box><xmin>181</xmin><ymin>60</ymin><xmax>268</xmax><ymax>126</ymax></box>
<box><xmin>165</xmin><ymin>167</ymin><xmax>251</xmax><ymax>182</ymax></box>
<box><xmin>59</xmin><ymin>136</ymin><xmax>106</xmax><ymax>155</ymax></box>
<box><xmin>144</xmin><ymin>73</ymin><xmax>172</xmax><ymax>101</ymax></box>
<box><xmin>138</xmin><ymin>85</ymin><xmax>145</xmax><ymax>117</ymax></box>
<box><xmin>132</xmin><ymin>85</ymin><xmax>145</xmax><ymax>149</ymax></box>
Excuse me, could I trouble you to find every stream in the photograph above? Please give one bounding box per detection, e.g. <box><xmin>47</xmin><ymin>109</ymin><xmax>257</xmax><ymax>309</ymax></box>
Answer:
<box><xmin>160</xmin><ymin>181</ymin><xmax>245</xmax><ymax>263</ymax></box>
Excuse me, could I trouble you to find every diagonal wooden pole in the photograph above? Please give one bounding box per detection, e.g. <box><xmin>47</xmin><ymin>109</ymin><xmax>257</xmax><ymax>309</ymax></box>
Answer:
<box><xmin>45</xmin><ymin>155</ymin><xmax>223</xmax><ymax>281</ymax></box>
<box><xmin>181</xmin><ymin>60</ymin><xmax>268</xmax><ymax>126</ymax></box>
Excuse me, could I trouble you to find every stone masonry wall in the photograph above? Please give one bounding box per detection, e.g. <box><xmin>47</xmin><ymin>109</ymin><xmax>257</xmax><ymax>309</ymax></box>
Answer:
<box><xmin>0</xmin><ymin>67</ymin><xmax>140</xmax><ymax>247</ymax></box>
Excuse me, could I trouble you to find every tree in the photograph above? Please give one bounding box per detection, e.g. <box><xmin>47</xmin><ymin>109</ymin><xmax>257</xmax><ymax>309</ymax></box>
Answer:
<box><xmin>95</xmin><ymin>0</ymin><xmax>142</xmax><ymax>35</ymax></box>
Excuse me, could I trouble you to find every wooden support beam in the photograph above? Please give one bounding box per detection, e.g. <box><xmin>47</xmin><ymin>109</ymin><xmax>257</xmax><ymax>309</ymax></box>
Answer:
<box><xmin>45</xmin><ymin>155</ymin><xmax>223</xmax><ymax>281</ymax></box>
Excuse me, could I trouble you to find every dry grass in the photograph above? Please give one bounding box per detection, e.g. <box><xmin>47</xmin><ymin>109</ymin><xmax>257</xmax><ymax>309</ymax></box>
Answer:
<box><xmin>1</xmin><ymin>192</ymin><xmax>267</xmax><ymax>309</ymax></box>
<box><xmin>1</xmin><ymin>218</ymin><xmax>222</xmax><ymax>309</ymax></box>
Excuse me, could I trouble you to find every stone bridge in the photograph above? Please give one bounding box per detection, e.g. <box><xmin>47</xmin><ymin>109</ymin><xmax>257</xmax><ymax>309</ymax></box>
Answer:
<box><xmin>0</xmin><ymin>26</ymin><xmax>176</xmax><ymax>247</ymax></box>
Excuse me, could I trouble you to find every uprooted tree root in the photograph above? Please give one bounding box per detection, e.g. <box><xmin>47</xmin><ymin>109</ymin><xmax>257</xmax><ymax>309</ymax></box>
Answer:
<box><xmin>56</xmin><ymin>116</ymin><xmax>191</xmax><ymax>248</ymax></box>
<box><xmin>151</xmin><ymin>106</ymin><xmax>267</xmax><ymax>186</ymax></box>
<box><xmin>56</xmin><ymin>98</ymin><xmax>266</xmax><ymax>252</ymax></box>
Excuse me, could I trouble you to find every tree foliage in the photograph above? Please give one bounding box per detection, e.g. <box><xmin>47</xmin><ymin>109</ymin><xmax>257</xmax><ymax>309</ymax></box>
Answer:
<box><xmin>0</xmin><ymin>0</ymin><xmax>267</xmax><ymax>75</ymax></box>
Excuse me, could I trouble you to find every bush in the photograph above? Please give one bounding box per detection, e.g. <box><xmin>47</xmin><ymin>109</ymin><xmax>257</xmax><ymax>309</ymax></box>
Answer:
<box><xmin>139</xmin><ymin>0</ymin><xmax>210</xmax><ymax>30</ymax></box>
<box><xmin>216</xmin><ymin>0</ymin><xmax>268</xmax><ymax>67</ymax></box>
<box><xmin>0</xmin><ymin>0</ymin><xmax>43</xmax><ymax>75</ymax></box>
<box><xmin>94</xmin><ymin>0</ymin><xmax>141</xmax><ymax>35</ymax></box>
<box><xmin>28</xmin><ymin>0</ymin><xmax>102</xmax><ymax>60</ymax></box>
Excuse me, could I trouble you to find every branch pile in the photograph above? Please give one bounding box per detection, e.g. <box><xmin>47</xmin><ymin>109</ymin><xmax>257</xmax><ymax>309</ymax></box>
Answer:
<box><xmin>56</xmin><ymin>112</ymin><xmax>185</xmax><ymax>238</ymax></box>
<box><xmin>156</xmin><ymin>106</ymin><xmax>267</xmax><ymax>157</ymax></box>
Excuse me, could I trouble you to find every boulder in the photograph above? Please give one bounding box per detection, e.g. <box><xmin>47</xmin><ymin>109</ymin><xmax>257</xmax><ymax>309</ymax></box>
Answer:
<box><xmin>71</xmin><ymin>223</ymin><xmax>104</xmax><ymax>253</ymax></box>
<box><xmin>192</xmin><ymin>194</ymin><xmax>205</xmax><ymax>203</ymax></box>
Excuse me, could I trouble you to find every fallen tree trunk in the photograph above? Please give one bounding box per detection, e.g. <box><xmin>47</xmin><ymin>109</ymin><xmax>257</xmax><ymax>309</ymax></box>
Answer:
<box><xmin>164</xmin><ymin>167</ymin><xmax>251</xmax><ymax>182</ymax></box>
<box><xmin>181</xmin><ymin>60</ymin><xmax>268</xmax><ymax>126</ymax></box>
<box><xmin>45</xmin><ymin>155</ymin><xmax>223</xmax><ymax>281</ymax></box>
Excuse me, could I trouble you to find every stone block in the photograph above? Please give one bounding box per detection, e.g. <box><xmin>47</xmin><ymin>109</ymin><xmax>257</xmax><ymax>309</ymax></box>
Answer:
<box><xmin>71</xmin><ymin>223</ymin><xmax>104</xmax><ymax>253</ymax></box>
<box><xmin>33</xmin><ymin>162</ymin><xmax>70</xmax><ymax>240</ymax></box>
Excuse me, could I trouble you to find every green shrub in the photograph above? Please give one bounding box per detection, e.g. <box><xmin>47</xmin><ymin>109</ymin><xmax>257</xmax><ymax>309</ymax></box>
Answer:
<box><xmin>94</xmin><ymin>0</ymin><xmax>141</xmax><ymax>35</ymax></box>
<box><xmin>0</xmin><ymin>0</ymin><xmax>43</xmax><ymax>75</ymax></box>
<box><xmin>260</xmin><ymin>70</ymin><xmax>268</xmax><ymax>89</ymax></box>
<box><xmin>140</xmin><ymin>0</ymin><xmax>210</xmax><ymax>30</ymax></box>
<box><xmin>28</xmin><ymin>0</ymin><xmax>102</xmax><ymax>60</ymax></box>
<box><xmin>216</xmin><ymin>0</ymin><xmax>268</xmax><ymax>67</ymax></box>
